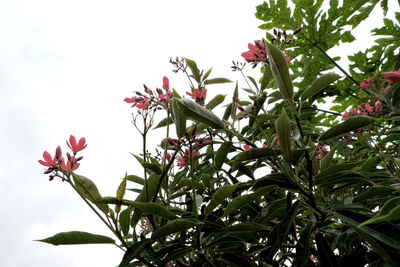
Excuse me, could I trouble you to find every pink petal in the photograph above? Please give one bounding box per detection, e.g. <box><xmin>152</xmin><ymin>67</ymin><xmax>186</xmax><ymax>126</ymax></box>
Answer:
<box><xmin>43</xmin><ymin>151</ymin><xmax>52</xmax><ymax>163</ymax></box>
<box><xmin>163</xmin><ymin>76</ymin><xmax>169</xmax><ymax>90</ymax></box>
<box><xmin>382</xmin><ymin>71</ymin><xmax>400</xmax><ymax>83</ymax></box>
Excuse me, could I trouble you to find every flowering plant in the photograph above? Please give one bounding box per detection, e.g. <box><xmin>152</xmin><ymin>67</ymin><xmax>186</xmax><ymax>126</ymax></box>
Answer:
<box><xmin>37</xmin><ymin>1</ymin><xmax>400</xmax><ymax>266</ymax></box>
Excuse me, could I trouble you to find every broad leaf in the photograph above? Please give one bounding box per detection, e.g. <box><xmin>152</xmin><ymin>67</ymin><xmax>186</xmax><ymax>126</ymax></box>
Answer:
<box><xmin>205</xmin><ymin>183</ymin><xmax>239</xmax><ymax>215</ymax></box>
<box><xmin>301</xmin><ymin>72</ymin><xmax>341</xmax><ymax>101</ymax></box>
<box><xmin>319</xmin><ymin>116</ymin><xmax>374</xmax><ymax>140</ymax></box>
<box><xmin>151</xmin><ymin>219</ymin><xmax>198</xmax><ymax>241</ymax></box>
<box><xmin>177</xmin><ymin>99</ymin><xmax>224</xmax><ymax>129</ymax></box>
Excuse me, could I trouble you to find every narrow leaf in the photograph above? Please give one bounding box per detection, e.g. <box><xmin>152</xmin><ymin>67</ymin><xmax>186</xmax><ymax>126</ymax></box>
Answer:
<box><xmin>214</xmin><ymin>141</ymin><xmax>232</xmax><ymax>170</ymax></box>
<box><xmin>204</xmin><ymin>77</ymin><xmax>232</xmax><ymax>85</ymax></box>
<box><xmin>151</xmin><ymin>219</ymin><xmax>198</xmax><ymax>241</ymax></box>
<box><xmin>127</xmin><ymin>202</ymin><xmax>177</xmax><ymax>220</ymax></box>
<box><xmin>72</xmin><ymin>174</ymin><xmax>109</xmax><ymax>214</ymax></box>
<box><xmin>230</xmin><ymin>147</ymin><xmax>280</xmax><ymax>163</ymax></box>
<box><xmin>265</xmin><ymin>42</ymin><xmax>293</xmax><ymax>100</ymax></box>
<box><xmin>360</xmin><ymin>197</ymin><xmax>400</xmax><ymax>226</ymax></box>
<box><xmin>205</xmin><ymin>183</ymin><xmax>239</xmax><ymax>215</ymax></box>
<box><xmin>301</xmin><ymin>72</ymin><xmax>341</xmax><ymax>101</ymax></box>
<box><xmin>36</xmin><ymin>231</ymin><xmax>115</xmax><ymax>246</ymax></box>
<box><xmin>154</xmin><ymin>117</ymin><xmax>174</xmax><ymax>129</ymax></box>
<box><xmin>319</xmin><ymin>116</ymin><xmax>374</xmax><ymax>140</ymax></box>
<box><xmin>119</xmin><ymin>207</ymin><xmax>131</xmax><ymax>236</ymax></box>
<box><xmin>205</xmin><ymin>94</ymin><xmax>226</xmax><ymax>110</ymax></box>
<box><xmin>315</xmin><ymin>233</ymin><xmax>339</xmax><ymax>267</ymax></box>
<box><xmin>275</xmin><ymin>108</ymin><xmax>292</xmax><ymax>163</ymax></box>
<box><xmin>171</xmin><ymin>98</ymin><xmax>186</xmax><ymax>138</ymax></box>
<box><xmin>177</xmin><ymin>99</ymin><xmax>224</xmax><ymax>129</ymax></box>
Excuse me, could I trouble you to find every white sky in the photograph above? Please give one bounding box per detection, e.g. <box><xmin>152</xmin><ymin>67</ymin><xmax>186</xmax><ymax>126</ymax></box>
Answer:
<box><xmin>0</xmin><ymin>0</ymin><xmax>397</xmax><ymax>266</ymax></box>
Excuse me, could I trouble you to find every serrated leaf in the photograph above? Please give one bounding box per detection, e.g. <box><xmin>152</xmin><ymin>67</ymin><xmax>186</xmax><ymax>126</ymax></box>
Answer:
<box><xmin>171</xmin><ymin>98</ymin><xmax>186</xmax><ymax>138</ymax></box>
<box><xmin>214</xmin><ymin>141</ymin><xmax>232</xmax><ymax>170</ymax></box>
<box><xmin>205</xmin><ymin>94</ymin><xmax>226</xmax><ymax>110</ymax></box>
<box><xmin>72</xmin><ymin>174</ymin><xmax>109</xmax><ymax>214</ymax></box>
<box><xmin>319</xmin><ymin>116</ymin><xmax>374</xmax><ymax>140</ymax></box>
<box><xmin>275</xmin><ymin>108</ymin><xmax>292</xmax><ymax>163</ymax></box>
<box><xmin>177</xmin><ymin>99</ymin><xmax>224</xmax><ymax>129</ymax></box>
<box><xmin>36</xmin><ymin>231</ymin><xmax>115</xmax><ymax>246</ymax></box>
<box><xmin>151</xmin><ymin>219</ymin><xmax>198</xmax><ymax>241</ymax></box>
<box><xmin>301</xmin><ymin>72</ymin><xmax>341</xmax><ymax>101</ymax></box>
<box><xmin>266</xmin><ymin>42</ymin><xmax>293</xmax><ymax>100</ymax></box>
<box><xmin>204</xmin><ymin>77</ymin><xmax>232</xmax><ymax>85</ymax></box>
<box><xmin>205</xmin><ymin>183</ymin><xmax>239</xmax><ymax>215</ymax></box>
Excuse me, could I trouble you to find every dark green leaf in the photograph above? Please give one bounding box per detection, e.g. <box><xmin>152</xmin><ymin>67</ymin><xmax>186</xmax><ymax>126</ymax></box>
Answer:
<box><xmin>275</xmin><ymin>108</ymin><xmax>292</xmax><ymax>162</ymax></box>
<box><xmin>153</xmin><ymin>117</ymin><xmax>173</xmax><ymax>129</ymax></box>
<box><xmin>301</xmin><ymin>72</ymin><xmax>341</xmax><ymax>101</ymax></box>
<box><xmin>205</xmin><ymin>183</ymin><xmax>239</xmax><ymax>215</ymax></box>
<box><xmin>151</xmin><ymin>219</ymin><xmax>198</xmax><ymax>241</ymax></box>
<box><xmin>177</xmin><ymin>99</ymin><xmax>224</xmax><ymax>129</ymax></box>
<box><xmin>214</xmin><ymin>141</ymin><xmax>233</xmax><ymax>170</ymax></box>
<box><xmin>171</xmin><ymin>98</ymin><xmax>186</xmax><ymax>138</ymax></box>
<box><xmin>266</xmin><ymin>42</ymin><xmax>293</xmax><ymax>100</ymax></box>
<box><xmin>296</xmin><ymin>223</ymin><xmax>313</xmax><ymax>267</ymax></box>
<box><xmin>120</xmin><ymin>207</ymin><xmax>131</xmax><ymax>236</ymax></box>
<box><xmin>315</xmin><ymin>233</ymin><xmax>339</xmax><ymax>267</ymax></box>
<box><xmin>319</xmin><ymin>116</ymin><xmax>374</xmax><ymax>140</ymax></box>
<box><xmin>184</xmin><ymin>58</ymin><xmax>201</xmax><ymax>83</ymax></box>
<box><xmin>126</xmin><ymin>202</ymin><xmax>177</xmax><ymax>220</ymax></box>
<box><xmin>360</xmin><ymin>197</ymin><xmax>400</xmax><ymax>226</ymax></box>
<box><xmin>231</xmin><ymin>147</ymin><xmax>280</xmax><ymax>163</ymax></box>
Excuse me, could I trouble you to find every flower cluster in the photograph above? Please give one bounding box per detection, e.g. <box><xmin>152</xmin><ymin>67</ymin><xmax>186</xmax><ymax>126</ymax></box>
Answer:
<box><xmin>124</xmin><ymin>76</ymin><xmax>173</xmax><ymax>113</ymax></box>
<box><xmin>382</xmin><ymin>69</ymin><xmax>400</xmax><ymax>83</ymax></box>
<box><xmin>165</xmin><ymin>127</ymin><xmax>212</xmax><ymax>169</ymax></box>
<box><xmin>241</xmin><ymin>40</ymin><xmax>268</xmax><ymax>67</ymax></box>
<box><xmin>38</xmin><ymin>135</ymin><xmax>86</xmax><ymax>180</ymax></box>
<box><xmin>360</xmin><ymin>78</ymin><xmax>375</xmax><ymax>91</ymax></box>
<box><xmin>342</xmin><ymin>101</ymin><xmax>382</xmax><ymax>121</ymax></box>
<box><xmin>314</xmin><ymin>144</ymin><xmax>328</xmax><ymax>160</ymax></box>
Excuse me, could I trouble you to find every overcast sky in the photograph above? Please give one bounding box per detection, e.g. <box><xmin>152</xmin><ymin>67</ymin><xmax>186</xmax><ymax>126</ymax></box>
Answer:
<box><xmin>0</xmin><ymin>0</ymin><xmax>397</xmax><ymax>266</ymax></box>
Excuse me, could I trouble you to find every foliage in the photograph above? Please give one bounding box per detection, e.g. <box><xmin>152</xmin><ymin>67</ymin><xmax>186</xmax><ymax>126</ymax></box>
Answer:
<box><xmin>37</xmin><ymin>1</ymin><xmax>400</xmax><ymax>266</ymax></box>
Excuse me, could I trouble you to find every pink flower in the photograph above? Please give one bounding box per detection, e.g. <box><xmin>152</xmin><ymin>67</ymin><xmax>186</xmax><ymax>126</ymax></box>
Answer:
<box><xmin>241</xmin><ymin>40</ymin><xmax>267</xmax><ymax>66</ymax></box>
<box><xmin>244</xmin><ymin>144</ymin><xmax>251</xmax><ymax>151</ymax></box>
<box><xmin>61</xmin><ymin>157</ymin><xmax>80</xmax><ymax>172</ymax></box>
<box><xmin>66</xmin><ymin>135</ymin><xmax>87</xmax><ymax>154</ymax></box>
<box><xmin>186</xmin><ymin>89</ymin><xmax>207</xmax><ymax>103</ymax></box>
<box><xmin>357</xmin><ymin>105</ymin><xmax>367</xmax><ymax>115</ymax></box>
<box><xmin>124</xmin><ymin>96</ymin><xmax>151</xmax><ymax>111</ymax></box>
<box><xmin>382</xmin><ymin>69</ymin><xmax>400</xmax><ymax>83</ymax></box>
<box><xmin>273</xmin><ymin>135</ymin><xmax>280</xmax><ymax>148</ymax></box>
<box><xmin>342</xmin><ymin>111</ymin><xmax>350</xmax><ymax>121</ymax></box>
<box><xmin>38</xmin><ymin>151</ymin><xmax>58</xmax><ymax>167</ymax></box>
<box><xmin>163</xmin><ymin>76</ymin><xmax>169</xmax><ymax>90</ymax></box>
<box><xmin>360</xmin><ymin>78</ymin><xmax>374</xmax><ymax>90</ymax></box>
<box><xmin>177</xmin><ymin>157</ymin><xmax>186</xmax><ymax>168</ymax></box>
<box><xmin>365</xmin><ymin>103</ymin><xmax>373</xmax><ymax>113</ymax></box>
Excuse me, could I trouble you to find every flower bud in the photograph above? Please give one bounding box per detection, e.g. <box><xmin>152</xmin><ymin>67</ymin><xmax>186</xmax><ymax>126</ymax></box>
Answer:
<box><xmin>293</xmin><ymin>27</ymin><xmax>302</xmax><ymax>35</ymax></box>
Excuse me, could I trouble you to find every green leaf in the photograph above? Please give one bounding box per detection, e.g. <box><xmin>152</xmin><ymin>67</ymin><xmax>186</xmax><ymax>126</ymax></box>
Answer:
<box><xmin>260</xmin><ymin>66</ymin><xmax>272</xmax><ymax>91</ymax></box>
<box><xmin>360</xmin><ymin>156</ymin><xmax>379</xmax><ymax>172</ymax></box>
<box><xmin>315</xmin><ymin>232</ymin><xmax>339</xmax><ymax>266</ymax></box>
<box><xmin>231</xmin><ymin>81</ymin><xmax>239</xmax><ymax>119</ymax></box>
<box><xmin>119</xmin><ymin>239</ymin><xmax>152</xmax><ymax>267</ymax></box>
<box><xmin>275</xmin><ymin>108</ymin><xmax>292</xmax><ymax>163</ymax></box>
<box><xmin>295</xmin><ymin>223</ymin><xmax>313</xmax><ymax>267</ymax></box>
<box><xmin>126</xmin><ymin>202</ymin><xmax>177</xmax><ymax>220</ymax></box>
<box><xmin>319</xmin><ymin>116</ymin><xmax>374</xmax><ymax>140</ymax></box>
<box><xmin>125</xmin><ymin>175</ymin><xmax>144</xmax><ymax>186</ymax></box>
<box><xmin>223</xmin><ymin>186</ymin><xmax>276</xmax><ymax>217</ymax></box>
<box><xmin>171</xmin><ymin>98</ymin><xmax>186</xmax><ymax>138</ymax></box>
<box><xmin>230</xmin><ymin>147</ymin><xmax>280</xmax><ymax>163</ymax></box>
<box><xmin>184</xmin><ymin>58</ymin><xmax>201</xmax><ymax>84</ymax></box>
<box><xmin>266</xmin><ymin>42</ymin><xmax>293</xmax><ymax>100</ymax></box>
<box><xmin>115</xmin><ymin>175</ymin><xmax>127</xmax><ymax>213</ymax></box>
<box><xmin>177</xmin><ymin>99</ymin><xmax>224</xmax><ymax>129</ymax></box>
<box><xmin>141</xmin><ymin>162</ymin><xmax>161</xmax><ymax>175</ymax></box>
<box><xmin>204</xmin><ymin>77</ymin><xmax>232</xmax><ymax>85</ymax></box>
<box><xmin>214</xmin><ymin>141</ymin><xmax>232</xmax><ymax>170</ymax></box>
<box><xmin>315</xmin><ymin>162</ymin><xmax>360</xmax><ymax>180</ymax></box>
<box><xmin>36</xmin><ymin>231</ymin><xmax>115</xmax><ymax>246</ymax></box>
<box><xmin>249</xmin><ymin>92</ymin><xmax>267</xmax><ymax>127</ymax></box>
<box><xmin>205</xmin><ymin>183</ymin><xmax>239</xmax><ymax>215</ymax></box>
<box><xmin>224</xmin><ymin>222</ymin><xmax>267</xmax><ymax>232</ymax></box>
<box><xmin>301</xmin><ymin>72</ymin><xmax>341</xmax><ymax>101</ymax></box>
<box><xmin>360</xmin><ymin>197</ymin><xmax>400</xmax><ymax>226</ymax></box>
<box><xmin>353</xmin><ymin>186</ymin><xmax>395</xmax><ymax>203</ymax></box>
<box><xmin>119</xmin><ymin>207</ymin><xmax>131</xmax><ymax>237</ymax></box>
<box><xmin>72</xmin><ymin>174</ymin><xmax>109</xmax><ymax>214</ymax></box>
<box><xmin>203</xmin><ymin>67</ymin><xmax>212</xmax><ymax>81</ymax></box>
<box><xmin>151</xmin><ymin>219</ymin><xmax>198</xmax><ymax>241</ymax></box>
<box><xmin>334</xmin><ymin>211</ymin><xmax>400</xmax><ymax>249</ymax></box>
<box><xmin>205</xmin><ymin>94</ymin><xmax>226</xmax><ymax>110</ymax></box>
<box><xmin>153</xmin><ymin>117</ymin><xmax>174</xmax><ymax>129</ymax></box>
